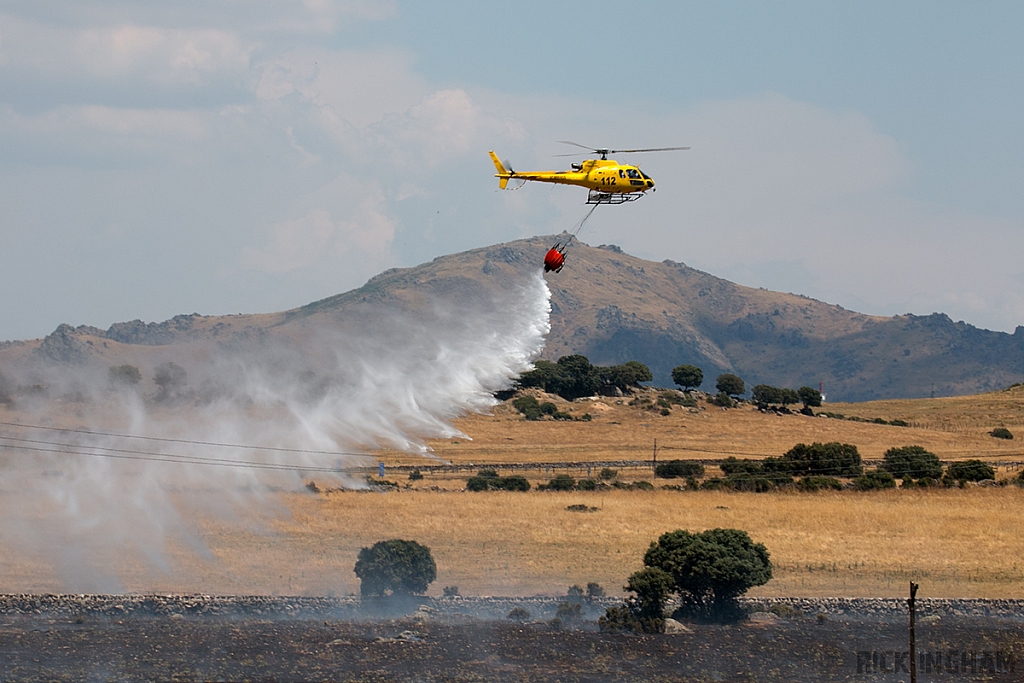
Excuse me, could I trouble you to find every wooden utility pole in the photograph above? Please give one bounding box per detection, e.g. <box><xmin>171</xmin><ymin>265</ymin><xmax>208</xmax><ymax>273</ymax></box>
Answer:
<box><xmin>652</xmin><ymin>439</ymin><xmax>658</xmax><ymax>478</ymax></box>
<box><xmin>909</xmin><ymin>581</ymin><xmax>918</xmax><ymax>683</ymax></box>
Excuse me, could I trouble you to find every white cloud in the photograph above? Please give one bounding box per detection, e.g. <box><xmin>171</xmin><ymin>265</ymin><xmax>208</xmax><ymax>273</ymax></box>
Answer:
<box><xmin>241</xmin><ymin>177</ymin><xmax>396</xmax><ymax>277</ymax></box>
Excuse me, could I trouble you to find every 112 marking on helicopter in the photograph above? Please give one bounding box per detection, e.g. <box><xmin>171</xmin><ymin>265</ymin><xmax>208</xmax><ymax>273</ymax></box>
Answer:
<box><xmin>488</xmin><ymin>141</ymin><xmax>689</xmax><ymax>205</ymax></box>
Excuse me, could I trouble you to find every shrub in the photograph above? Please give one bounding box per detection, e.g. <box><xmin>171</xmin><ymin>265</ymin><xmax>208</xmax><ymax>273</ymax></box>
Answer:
<box><xmin>797</xmin><ymin>476</ymin><xmax>843</xmax><ymax>492</ymax></box>
<box><xmin>598</xmin><ymin>467</ymin><xmax>618</xmax><ymax>480</ymax></box>
<box><xmin>633</xmin><ymin>481</ymin><xmax>655</xmax><ymax>491</ymax></box>
<box><xmin>990</xmin><ymin>427</ymin><xmax>1014</xmax><ymax>440</ymax></box>
<box><xmin>599</xmin><ymin>566</ymin><xmax>673</xmax><ymax>634</ymax></box>
<box><xmin>353</xmin><ymin>539</ymin><xmax>436</xmax><ymax>597</ymax></box>
<box><xmin>655</xmin><ymin>459</ymin><xmax>705</xmax><ymax>478</ymax></box>
<box><xmin>576</xmin><ymin>479</ymin><xmax>597</xmax><ymax>491</ymax></box>
<box><xmin>493</xmin><ymin>474</ymin><xmax>531</xmax><ymax>491</ymax></box>
<box><xmin>708</xmin><ymin>391</ymin><xmax>735</xmax><ymax>408</ymax></box>
<box><xmin>671</xmin><ymin>364</ymin><xmax>704</xmax><ymax>391</ymax></box>
<box><xmin>545</xmin><ymin>474</ymin><xmax>576</xmax><ymax>491</ymax></box>
<box><xmin>586</xmin><ymin>582</ymin><xmax>605</xmax><ymax>599</ymax></box>
<box><xmin>552</xmin><ymin>410</ymin><xmax>574</xmax><ymax>421</ymax></box>
<box><xmin>555</xmin><ymin>602</ymin><xmax>582</xmax><ymax>625</ymax></box>
<box><xmin>852</xmin><ymin>470</ymin><xmax>897</xmax><ymax>491</ymax></box>
<box><xmin>881</xmin><ymin>446</ymin><xmax>943</xmax><ymax>481</ymax></box>
<box><xmin>644</xmin><ymin>528</ymin><xmax>771</xmax><ymax>623</ymax></box>
<box><xmin>539</xmin><ymin>401</ymin><xmax>558</xmax><ymax>415</ymax></box>
<box><xmin>507</xmin><ymin>607</ymin><xmax>531</xmax><ymax>621</ymax></box>
<box><xmin>946</xmin><ymin>459</ymin><xmax>995</xmax><ymax>482</ymax></box>
<box><xmin>512</xmin><ymin>395</ymin><xmax>542</xmax><ymax>420</ymax></box>
<box><xmin>108</xmin><ymin>364</ymin><xmax>142</xmax><ymax>387</ymax></box>
<box><xmin>466</xmin><ymin>476</ymin><xmax>490</xmax><ymax>492</ymax></box>
<box><xmin>719</xmin><ymin>457</ymin><xmax>763</xmax><ymax>475</ymax></box>
<box><xmin>566</xmin><ymin>585</ymin><xmax>585</xmax><ymax>602</ymax></box>
<box><xmin>153</xmin><ymin>361</ymin><xmax>188</xmax><ymax>404</ymax></box>
<box><xmin>442</xmin><ymin>585</ymin><xmax>459</xmax><ymax>597</ymax></box>
<box><xmin>477</xmin><ymin>468</ymin><xmax>499</xmax><ymax>479</ymax></box>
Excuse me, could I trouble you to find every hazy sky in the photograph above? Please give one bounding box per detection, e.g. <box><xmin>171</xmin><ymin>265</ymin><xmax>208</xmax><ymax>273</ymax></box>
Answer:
<box><xmin>2</xmin><ymin>1</ymin><xmax>1022</xmax><ymax>341</ymax></box>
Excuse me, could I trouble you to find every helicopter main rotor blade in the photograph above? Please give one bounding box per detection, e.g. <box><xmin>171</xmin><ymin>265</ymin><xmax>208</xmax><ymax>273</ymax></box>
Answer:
<box><xmin>609</xmin><ymin>146</ymin><xmax>691</xmax><ymax>153</ymax></box>
<box><xmin>556</xmin><ymin>140</ymin><xmax>596</xmax><ymax>151</ymax></box>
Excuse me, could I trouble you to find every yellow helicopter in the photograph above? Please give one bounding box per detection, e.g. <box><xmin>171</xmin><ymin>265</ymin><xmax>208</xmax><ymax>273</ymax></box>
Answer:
<box><xmin>488</xmin><ymin>141</ymin><xmax>689</xmax><ymax>205</ymax></box>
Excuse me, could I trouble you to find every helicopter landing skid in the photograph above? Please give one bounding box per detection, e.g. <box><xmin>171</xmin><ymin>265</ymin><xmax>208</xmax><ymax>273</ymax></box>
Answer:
<box><xmin>586</xmin><ymin>190</ymin><xmax>645</xmax><ymax>205</ymax></box>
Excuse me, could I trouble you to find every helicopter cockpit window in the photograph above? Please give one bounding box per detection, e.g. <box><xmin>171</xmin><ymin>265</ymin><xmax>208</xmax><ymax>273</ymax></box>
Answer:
<box><xmin>618</xmin><ymin>170</ymin><xmax>625</xmax><ymax>178</ymax></box>
<box><xmin>626</xmin><ymin>169</ymin><xmax>641</xmax><ymax>179</ymax></box>
<box><xmin>639</xmin><ymin>170</ymin><xmax>650</xmax><ymax>179</ymax></box>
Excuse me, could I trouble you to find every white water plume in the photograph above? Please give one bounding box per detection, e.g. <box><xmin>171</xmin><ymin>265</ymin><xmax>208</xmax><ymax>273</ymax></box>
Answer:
<box><xmin>0</xmin><ymin>271</ymin><xmax>551</xmax><ymax>592</ymax></box>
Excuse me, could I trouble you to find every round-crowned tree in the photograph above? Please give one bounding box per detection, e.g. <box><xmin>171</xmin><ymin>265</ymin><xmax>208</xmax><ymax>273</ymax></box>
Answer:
<box><xmin>671</xmin><ymin>364</ymin><xmax>704</xmax><ymax>392</ymax></box>
<box><xmin>643</xmin><ymin>528</ymin><xmax>771</xmax><ymax>622</ymax></box>
<box><xmin>881</xmin><ymin>446</ymin><xmax>943</xmax><ymax>481</ymax></box>
<box><xmin>354</xmin><ymin>539</ymin><xmax>437</xmax><ymax>598</ymax></box>
<box><xmin>715</xmin><ymin>373</ymin><xmax>745</xmax><ymax>398</ymax></box>
<box><xmin>797</xmin><ymin>386</ymin><xmax>823</xmax><ymax>408</ymax></box>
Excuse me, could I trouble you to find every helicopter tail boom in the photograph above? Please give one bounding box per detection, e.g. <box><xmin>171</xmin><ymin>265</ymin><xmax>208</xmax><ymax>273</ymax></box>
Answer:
<box><xmin>488</xmin><ymin>150</ymin><xmax>511</xmax><ymax>189</ymax></box>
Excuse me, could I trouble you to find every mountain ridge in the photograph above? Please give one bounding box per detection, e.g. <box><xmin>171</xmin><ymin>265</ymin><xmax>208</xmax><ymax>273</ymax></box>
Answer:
<box><xmin>4</xmin><ymin>235</ymin><xmax>1023</xmax><ymax>401</ymax></box>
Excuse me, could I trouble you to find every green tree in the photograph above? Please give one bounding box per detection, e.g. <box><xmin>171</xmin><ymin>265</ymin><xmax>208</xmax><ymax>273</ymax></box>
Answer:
<box><xmin>671</xmin><ymin>364</ymin><xmax>704</xmax><ymax>391</ymax></box>
<box><xmin>643</xmin><ymin>528</ymin><xmax>771</xmax><ymax>623</ymax></box>
<box><xmin>353</xmin><ymin>539</ymin><xmax>437</xmax><ymax>598</ymax></box>
<box><xmin>547</xmin><ymin>354</ymin><xmax>601</xmax><ymax>400</ymax></box>
<box><xmin>153</xmin><ymin>361</ymin><xmax>187</xmax><ymax>404</ymax></box>
<box><xmin>715</xmin><ymin>373</ymin><xmax>745</xmax><ymax>397</ymax></box>
<box><xmin>797</xmin><ymin>386</ymin><xmax>823</xmax><ymax>408</ymax></box>
<box><xmin>751</xmin><ymin>384</ymin><xmax>782</xmax><ymax>406</ymax></box>
<box><xmin>654</xmin><ymin>460</ymin><xmax>705</xmax><ymax>478</ymax></box>
<box><xmin>516</xmin><ymin>360</ymin><xmax>557</xmax><ymax>390</ymax></box>
<box><xmin>599</xmin><ymin>566</ymin><xmax>673</xmax><ymax>634</ymax></box>
<box><xmin>881</xmin><ymin>446</ymin><xmax>943</xmax><ymax>481</ymax></box>
<box><xmin>773</xmin><ymin>442</ymin><xmax>863</xmax><ymax>477</ymax></box>
<box><xmin>989</xmin><ymin>427</ymin><xmax>1013</xmax><ymax>440</ymax></box>
<box><xmin>779</xmin><ymin>388</ymin><xmax>800</xmax><ymax>407</ymax></box>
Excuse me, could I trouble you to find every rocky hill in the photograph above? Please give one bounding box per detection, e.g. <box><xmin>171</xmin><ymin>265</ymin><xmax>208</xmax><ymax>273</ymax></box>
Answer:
<box><xmin>4</xmin><ymin>235</ymin><xmax>1024</xmax><ymax>401</ymax></box>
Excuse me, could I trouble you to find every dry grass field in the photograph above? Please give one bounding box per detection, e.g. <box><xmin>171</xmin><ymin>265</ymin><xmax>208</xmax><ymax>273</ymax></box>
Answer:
<box><xmin>2</xmin><ymin>386</ymin><xmax>1023</xmax><ymax>599</ymax></box>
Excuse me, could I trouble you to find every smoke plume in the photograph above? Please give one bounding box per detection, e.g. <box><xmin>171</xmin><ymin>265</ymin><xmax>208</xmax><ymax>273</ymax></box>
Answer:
<box><xmin>0</xmin><ymin>272</ymin><xmax>551</xmax><ymax>592</ymax></box>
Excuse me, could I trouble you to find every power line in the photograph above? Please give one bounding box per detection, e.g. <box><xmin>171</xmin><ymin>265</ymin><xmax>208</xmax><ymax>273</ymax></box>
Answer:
<box><xmin>0</xmin><ymin>420</ymin><xmax>374</xmax><ymax>458</ymax></box>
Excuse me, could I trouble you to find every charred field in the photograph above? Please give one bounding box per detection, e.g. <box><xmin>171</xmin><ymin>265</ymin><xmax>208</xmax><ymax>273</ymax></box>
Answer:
<box><xmin>1</xmin><ymin>596</ymin><xmax>1022</xmax><ymax>682</ymax></box>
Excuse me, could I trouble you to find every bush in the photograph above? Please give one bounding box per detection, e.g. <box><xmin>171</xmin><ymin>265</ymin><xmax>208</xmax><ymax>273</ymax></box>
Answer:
<box><xmin>946</xmin><ymin>459</ymin><xmax>995</xmax><ymax>482</ymax></box>
<box><xmin>586</xmin><ymin>582</ymin><xmax>606</xmax><ymax>599</ymax></box>
<box><xmin>797</xmin><ymin>476</ymin><xmax>843</xmax><ymax>492</ymax></box>
<box><xmin>708</xmin><ymin>391</ymin><xmax>735</xmax><ymax>408</ymax></box>
<box><xmin>153</xmin><ymin>362</ymin><xmax>188</xmax><ymax>404</ymax></box>
<box><xmin>555</xmin><ymin>602</ymin><xmax>583</xmax><ymax>625</ymax></box>
<box><xmin>598</xmin><ymin>467</ymin><xmax>618</xmax><ymax>480</ymax></box>
<box><xmin>644</xmin><ymin>528</ymin><xmax>771</xmax><ymax>623</ymax></box>
<box><xmin>507</xmin><ymin>607</ymin><xmax>531</xmax><ymax>621</ymax></box>
<box><xmin>466</xmin><ymin>476</ymin><xmax>490</xmax><ymax>492</ymax></box>
<box><xmin>599</xmin><ymin>566</ymin><xmax>673</xmax><ymax>634</ymax></box>
<box><xmin>539</xmin><ymin>401</ymin><xmax>558</xmax><ymax>415</ymax></box>
<box><xmin>852</xmin><ymin>469</ymin><xmax>897</xmax><ymax>491</ymax></box>
<box><xmin>353</xmin><ymin>539</ymin><xmax>437</xmax><ymax>597</ymax></box>
<box><xmin>552</xmin><ymin>410</ymin><xmax>574</xmax><ymax>421</ymax></box>
<box><xmin>633</xmin><ymin>481</ymin><xmax>655</xmax><ymax>491</ymax></box>
<box><xmin>512</xmin><ymin>395</ymin><xmax>542</xmax><ymax>420</ymax></box>
<box><xmin>545</xmin><ymin>474</ymin><xmax>576</xmax><ymax>491</ymax></box>
<box><xmin>468</xmin><ymin>472</ymin><xmax>531</xmax><ymax>492</ymax></box>
<box><xmin>719</xmin><ymin>457</ymin><xmax>763</xmax><ymax>475</ymax></box>
<box><xmin>576</xmin><ymin>479</ymin><xmax>597</xmax><ymax>491</ymax></box>
<box><xmin>671</xmin><ymin>364</ymin><xmax>704</xmax><ymax>391</ymax></box>
<box><xmin>408</xmin><ymin>469</ymin><xmax>424</xmax><ymax>481</ymax></box>
<box><xmin>442</xmin><ymin>585</ymin><xmax>459</xmax><ymax>597</ymax></box>
<box><xmin>990</xmin><ymin>427</ymin><xmax>1014</xmax><ymax>440</ymax></box>
<box><xmin>655</xmin><ymin>459</ymin><xmax>705</xmax><ymax>478</ymax></box>
<box><xmin>108</xmin><ymin>364</ymin><xmax>142</xmax><ymax>387</ymax></box>
<box><xmin>881</xmin><ymin>446</ymin><xmax>943</xmax><ymax>481</ymax></box>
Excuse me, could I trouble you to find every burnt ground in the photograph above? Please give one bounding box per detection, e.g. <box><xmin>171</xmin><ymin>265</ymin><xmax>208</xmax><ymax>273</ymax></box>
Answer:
<box><xmin>0</xmin><ymin>604</ymin><xmax>1021</xmax><ymax>683</ymax></box>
